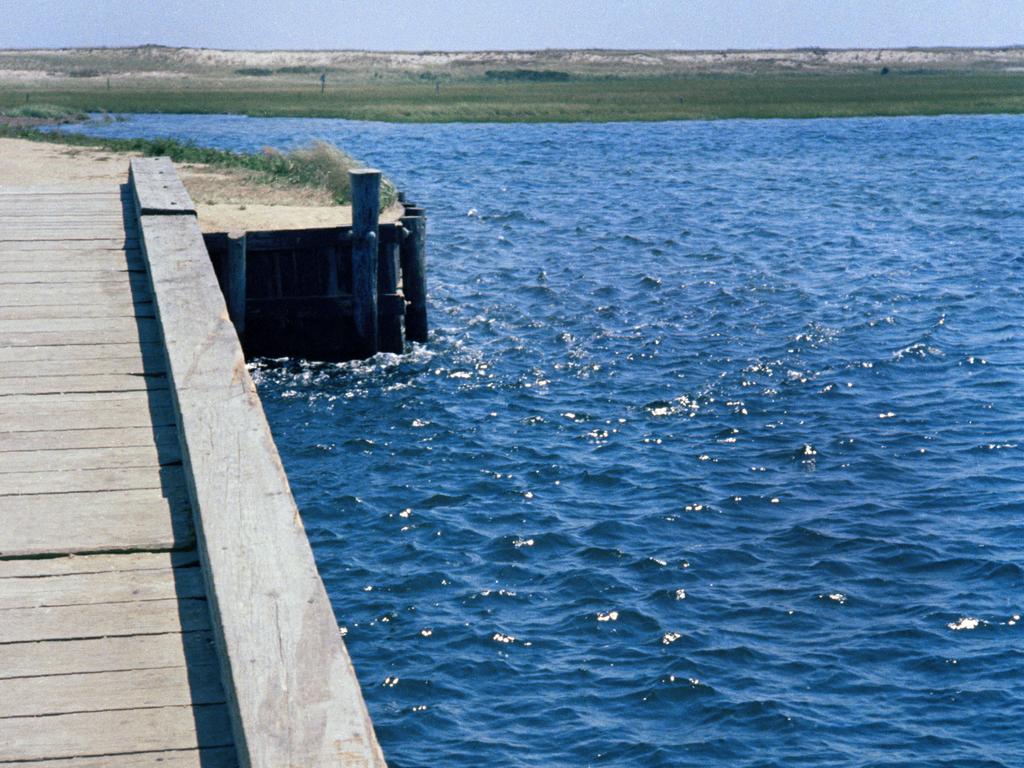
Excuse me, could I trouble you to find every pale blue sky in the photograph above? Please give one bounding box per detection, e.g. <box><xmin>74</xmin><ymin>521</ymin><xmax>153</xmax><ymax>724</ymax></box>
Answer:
<box><xmin>3</xmin><ymin>0</ymin><xmax>1022</xmax><ymax>50</ymax></box>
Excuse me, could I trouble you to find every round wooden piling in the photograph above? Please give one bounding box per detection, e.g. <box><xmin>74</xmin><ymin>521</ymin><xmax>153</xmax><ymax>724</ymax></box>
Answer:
<box><xmin>225</xmin><ymin>232</ymin><xmax>247</xmax><ymax>340</ymax></box>
<box><xmin>350</xmin><ymin>169</ymin><xmax>381</xmax><ymax>358</ymax></box>
<box><xmin>399</xmin><ymin>215</ymin><xmax>428</xmax><ymax>343</ymax></box>
<box><xmin>378</xmin><ymin>234</ymin><xmax>404</xmax><ymax>354</ymax></box>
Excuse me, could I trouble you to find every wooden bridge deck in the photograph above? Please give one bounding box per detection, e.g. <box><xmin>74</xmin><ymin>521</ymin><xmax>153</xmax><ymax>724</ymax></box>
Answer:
<box><xmin>0</xmin><ymin>184</ymin><xmax>237</xmax><ymax>765</ymax></box>
<box><xmin>0</xmin><ymin>163</ymin><xmax>385</xmax><ymax>767</ymax></box>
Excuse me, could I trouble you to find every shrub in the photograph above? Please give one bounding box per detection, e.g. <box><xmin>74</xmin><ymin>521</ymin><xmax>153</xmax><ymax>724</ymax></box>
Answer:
<box><xmin>484</xmin><ymin>69</ymin><xmax>571</xmax><ymax>82</ymax></box>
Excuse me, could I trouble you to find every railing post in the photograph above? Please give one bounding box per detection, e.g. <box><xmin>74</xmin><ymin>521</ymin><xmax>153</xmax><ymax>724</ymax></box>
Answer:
<box><xmin>350</xmin><ymin>169</ymin><xmax>381</xmax><ymax>358</ymax></box>
<box><xmin>400</xmin><ymin>214</ymin><xmax>428</xmax><ymax>343</ymax></box>
<box><xmin>225</xmin><ymin>231</ymin><xmax>247</xmax><ymax>340</ymax></box>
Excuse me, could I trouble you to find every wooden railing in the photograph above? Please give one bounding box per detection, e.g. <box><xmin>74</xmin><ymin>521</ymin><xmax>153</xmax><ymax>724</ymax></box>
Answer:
<box><xmin>130</xmin><ymin>157</ymin><xmax>387</xmax><ymax>768</ymax></box>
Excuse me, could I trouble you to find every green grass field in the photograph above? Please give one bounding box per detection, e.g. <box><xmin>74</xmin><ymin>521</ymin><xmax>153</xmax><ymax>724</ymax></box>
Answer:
<box><xmin>2</xmin><ymin>72</ymin><xmax>1024</xmax><ymax>122</ymax></box>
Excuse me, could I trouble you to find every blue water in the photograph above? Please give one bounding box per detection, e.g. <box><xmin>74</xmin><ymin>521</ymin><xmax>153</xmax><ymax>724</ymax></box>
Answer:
<box><xmin>66</xmin><ymin>114</ymin><xmax>1024</xmax><ymax>766</ymax></box>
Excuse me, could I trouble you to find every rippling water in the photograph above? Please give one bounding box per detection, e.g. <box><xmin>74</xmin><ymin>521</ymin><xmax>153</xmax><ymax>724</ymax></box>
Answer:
<box><xmin>67</xmin><ymin>114</ymin><xmax>1024</xmax><ymax>766</ymax></box>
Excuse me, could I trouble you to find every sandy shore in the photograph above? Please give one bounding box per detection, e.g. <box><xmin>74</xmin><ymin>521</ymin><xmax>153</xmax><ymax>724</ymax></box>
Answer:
<box><xmin>0</xmin><ymin>138</ymin><xmax>401</xmax><ymax>232</ymax></box>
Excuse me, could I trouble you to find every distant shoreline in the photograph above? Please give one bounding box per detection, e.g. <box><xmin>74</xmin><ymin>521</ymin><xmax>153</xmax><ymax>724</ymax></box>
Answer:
<box><xmin>1</xmin><ymin>46</ymin><xmax>1023</xmax><ymax>123</ymax></box>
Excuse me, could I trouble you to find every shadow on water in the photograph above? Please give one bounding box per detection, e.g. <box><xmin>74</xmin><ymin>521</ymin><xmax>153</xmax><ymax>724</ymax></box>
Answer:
<box><xmin>120</xmin><ymin>185</ymin><xmax>238</xmax><ymax>764</ymax></box>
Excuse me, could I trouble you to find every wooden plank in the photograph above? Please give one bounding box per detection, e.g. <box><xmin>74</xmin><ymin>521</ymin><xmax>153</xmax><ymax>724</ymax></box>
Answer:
<box><xmin>0</xmin><ymin>268</ymin><xmax>146</xmax><ymax>285</ymax></box>
<box><xmin>0</xmin><ymin>341</ymin><xmax>164</xmax><ymax>364</ymax></box>
<box><xmin>0</xmin><ymin>663</ymin><xmax>225</xmax><ymax>718</ymax></box>
<box><xmin>0</xmin><ymin>703</ymin><xmax>233</xmax><ymax>761</ymax></box>
<box><xmin>0</xmin><ymin>746</ymin><xmax>238</xmax><ymax>768</ymax></box>
<box><xmin>0</xmin><ymin>322</ymin><xmax>162</xmax><ymax>347</ymax></box>
<box><xmin>0</xmin><ymin>594</ymin><xmax>210</xmax><ymax>643</ymax></box>
<box><xmin>0</xmin><ymin>550</ymin><xmax>198</xmax><ymax>578</ymax></box>
<box><xmin>0</xmin><ymin>356</ymin><xmax>163</xmax><ymax>378</ymax></box>
<box><xmin>0</xmin><ymin>224</ymin><xmax>136</xmax><ymax>233</ymax></box>
<box><xmin>0</xmin><ymin>563</ymin><xmax>205</xmax><ymax>610</ymax></box>
<box><xmin>0</xmin><ymin>250</ymin><xmax>138</xmax><ymax>262</ymax></box>
<box><xmin>0</xmin><ymin>386</ymin><xmax>172</xmax><ymax>406</ymax></box>
<box><xmin>0</xmin><ymin>302</ymin><xmax>154</xmax><ymax>321</ymax></box>
<box><xmin>0</xmin><ymin>285</ymin><xmax>147</xmax><ymax>307</ymax></box>
<box><xmin>0</xmin><ymin>629</ymin><xmax>216</xmax><ymax>679</ymax></box>
<box><xmin>0</xmin><ymin>316</ymin><xmax>152</xmax><ymax>334</ymax></box>
<box><xmin>0</xmin><ymin>400</ymin><xmax>175</xmax><ymax>432</ymax></box>
<box><xmin>130</xmin><ymin>156</ymin><xmax>197</xmax><ymax>216</ymax></box>
<box><xmin>0</xmin><ymin>186</ymin><xmax>124</xmax><ymax>195</ymax></box>
<box><xmin>0</xmin><ymin>464</ymin><xmax>185</xmax><ymax>496</ymax></box>
<box><xmin>136</xmin><ymin>160</ymin><xmax>385</xmax><ymax>767</ymax></box>
<box><xmin>0</xmin><ymin>373</ymin><xmax>167</xmax><ymax>396</ymax></box>
<box><xmin>0</xmin><ymin>328</ymin><xmax>160</xmax><ymax>347</ymax></box>
<box><xmin>0</xmin><ymin>488</ymin><xmax>193</xmax><ymax>557</ymax></box>
<box><xmin>0</xmin><ymin>442</ymin><xmax>180</xmax><ymax>473</ymax></box>
<box><xmin>0</xmin><ymin>424</ymin><xmax>178</xmax><ymax>453</ymax></box>
<box><xmin>0</xmin><ymin>239</ymin><xmax>139</xmax><ymax>252</ymax></box>
<box><xmin>0</xmin><ymin>255</ymin><xmax>146</xmax><ymax>273</ymax></box>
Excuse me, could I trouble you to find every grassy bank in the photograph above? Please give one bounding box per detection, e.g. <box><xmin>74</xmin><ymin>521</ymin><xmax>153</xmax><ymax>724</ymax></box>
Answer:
<box><xmin>2</xmin><ymin>72</ymin><xmax>1024</xmax><ymax>122</ymax></box>
<box><xmin>0</xmin><ymin>119</ymin><xmax>395</xmax><ymax>206</ymax></box>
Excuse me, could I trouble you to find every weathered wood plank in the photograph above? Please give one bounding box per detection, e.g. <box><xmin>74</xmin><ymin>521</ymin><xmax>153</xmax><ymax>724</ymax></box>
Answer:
<box><xmin>0</xmin><ymin>283</ymin><xmax>146</xmax><ymax>304</ymax></box>
<box><xmin>0</xmin><ymin>400</ymin><xmax>175</xmax><ymax>432</ymax></box>
<box><xmin>0</xmin><ymin>550</ymin><xmax>198</xmax><ymax>578</ymax></box>
<box><xmin>0</xmin><ymin>464</ymin><xmax>185</xmax><ymax>497</ymax></box>
<box><xmin>0</xmin><ymin>255</ymin><xmax>145</xmax><ymax>273</ymax></box>
<box><xmin>0</xmin><ymin>316</ymin><xmax>152</xmax><ymax>334</ymax></box>
<box><xmin>0</xmin><ymin>595</ymin><xmax>210</xmax><ymax>643</ymax></box>
<box><xmin>0</xmin><ymin>424</ymin><xmax>178</xmax><ymax>453</ymax></box>
<box><xmin>0</xmin><ymin>487</ymin><xmax>193</xmax><ymax>557</ymax></box>
<box><xmin>0</xmin><ymin>442</ymin><xmax>180</xmax><ymax>472</ymax></box>
<box><xmin>0</xmin><ymin>664</ymin><xmax>225</xmax><ymax>719</ymax></box>
<box><xmin>0</xmin><ymin>224</ymin><xmax>137</xmax><ymax>234</ymax></box>
<box><xmin>0</xmin><ymin>185</ymin><xmax>124</xmax><ymax>195</ymax></box>
<box><xmin>0</xmin><ymin>239</ymin><xmax>138</xmax><ymax>252</ymax></box>
<box><xmin>0</xmin><ymin>293</ymin><xmax>148</xmax><ymax>312</ymax></box>
<box><xmin>0</xmin><ymin>629</ymin><xmax>215</xmax><ymax>679</ymax></box>
<box><xmin>0</xmin><ymin>564</ymin><xmax>205</xmax><ymax>610</ymax></box>
<box><xmin>136</xmin><ymin>158</ymin><xmax>385</xmax><ymax>768</ymax></box>
<box><xmin>0</xmin><ymin>302</ymin><xmax>154</xmax><ymax>321</ymax></box>
<box><xmin>0</xmin><ymin>373</ymin><xmax>167</xmax><ymax>396</ymax></box>
<box><xmin>0</xmin><ymin>372</ymin><xmax>164</xmax><ymax>397</ymax></box>
<box><xmin>0</xmin><ymin>357</ymin><xmax>162</xmax><ymax>378</ymax></box>
<box><xmin>0</xmin><ymin>746</ymin><xmax>238</xmax><ymax>768</ymax></box>
<box><xmin>0</xmin><ymin>328</ymin><xmax>161</xmax><ymax>347</ymax></box>
<box><xmin>0</xmin><ymin>387</ymin><xmax>172</xmax><ymax>408</ymax></box>
<box><xmin>131</xmin><ymin>156</ymin><xmax>197</xmax><ymax>216</ymax></box>
<box><xmin>0</xmin><ymin>703</ymin><xmax>233</xmax><ymax>761</ymax></box>
<box><xmin>0</xmin><ymin>341</ymin><xmax>164</xmax><ymax>364</ymax></box>
<box><xmin>0</xmin><ymin>269</ymin><xmax>146</xmax><ymax>285</ymax></box>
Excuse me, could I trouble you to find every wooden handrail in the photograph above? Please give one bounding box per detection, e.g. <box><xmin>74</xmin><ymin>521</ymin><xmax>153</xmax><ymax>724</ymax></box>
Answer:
<box><xmin>130</xmin><ymin>158</ymin><xmax>386</xmax><ymax>768</ymax></box>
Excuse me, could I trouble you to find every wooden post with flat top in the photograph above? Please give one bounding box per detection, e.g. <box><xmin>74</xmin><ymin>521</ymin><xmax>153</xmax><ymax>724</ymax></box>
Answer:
<box><xmin>400</xmin><ymin>214</ymin><xmax>428</xmax><ymax>343</ymax></box>
<box><xmin>225</xmin><ymin>231</ymin><xmax>247</xmax><ymax>340</ymax></box>
<box><xmin>350</xmin><ymin>169</ymin><xmax>381</xmax><ymax>357</ymax></box>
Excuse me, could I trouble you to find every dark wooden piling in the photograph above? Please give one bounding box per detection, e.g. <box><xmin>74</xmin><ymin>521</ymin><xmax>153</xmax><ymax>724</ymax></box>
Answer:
<box><xmin>378</xmin><ymin>232</ymin><xmax>403</xmax><ymax>354</ymax></box>
<box><xmin>225</xmin><ymin>232</ymin><xmax>247</xmax><ymax>339</ymax></box>
<box><xmin>400</xmin><ymin>215</ymin><xmax>428</xmax><ymax>343</ymax></box>
<box><xmin>350</xmin><ymin>169</ymin><xmax>381</xmax><ymax>358</ymax></box>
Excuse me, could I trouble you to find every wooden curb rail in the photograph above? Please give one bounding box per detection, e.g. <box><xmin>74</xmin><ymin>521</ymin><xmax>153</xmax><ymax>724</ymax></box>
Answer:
<box><xmin>129</xmin><ymin>157</ymin><xmax>387</xmax><ymax>768</ymax></box>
